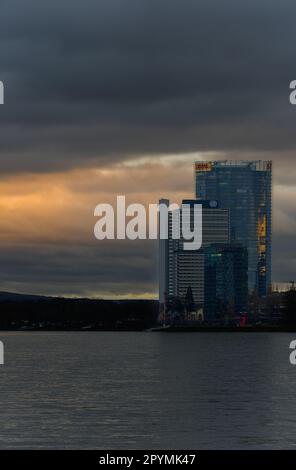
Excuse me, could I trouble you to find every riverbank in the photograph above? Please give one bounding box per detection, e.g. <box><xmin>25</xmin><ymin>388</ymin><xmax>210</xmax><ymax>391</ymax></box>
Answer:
<box><xmin>151</xmin><ymin>325</ymin><xmax>296</xmax><ymax>332</ymax></box>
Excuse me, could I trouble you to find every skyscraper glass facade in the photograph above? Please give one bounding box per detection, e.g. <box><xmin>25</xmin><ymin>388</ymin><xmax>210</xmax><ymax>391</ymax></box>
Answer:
<box><xmin>195</xmin><ymin>160</ymin><xmax>272</xmax><ymax>297</ymax></box>
<box><xmin>204</xmin><ymin>243</ymin><xmax>248</xmax><ymax>322</ymax></box>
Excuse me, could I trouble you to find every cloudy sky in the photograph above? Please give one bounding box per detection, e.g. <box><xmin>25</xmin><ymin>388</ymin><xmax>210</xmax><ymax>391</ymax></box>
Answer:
<box><xmin>0</xmin><ymin>0</ymin><xmax>295</xmax><ymax>297</ymax></box>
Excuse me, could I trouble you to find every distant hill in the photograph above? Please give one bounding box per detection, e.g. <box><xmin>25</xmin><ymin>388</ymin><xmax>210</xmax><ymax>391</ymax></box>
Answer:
<box><xmin>0</xmin><ymin>291</ymin><xmax>52</xmax><ymax>302</ymax></box>
<box><xmin>0</xmin><ymin>291</ymin><xmax>154</xmax><ymax>303</ymax></box>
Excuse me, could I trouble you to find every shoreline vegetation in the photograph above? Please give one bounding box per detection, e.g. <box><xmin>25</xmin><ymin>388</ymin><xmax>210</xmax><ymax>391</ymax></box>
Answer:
<box><xmin>0</xmin><ymin>289</ymin><xmax>295</xmax><ymax>332</ymax></box>
<box><xmin>0</xmin><ymin>292</ymin><xmax>158</xmax><ymax>331</ymax></box>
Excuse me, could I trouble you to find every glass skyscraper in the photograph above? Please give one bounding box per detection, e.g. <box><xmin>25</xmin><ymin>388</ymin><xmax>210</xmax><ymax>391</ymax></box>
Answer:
<box><xmin>195</xmin><ymin>160</ymin><xmax>272</xmax><ymax>297</ymax></box>
<box><xmin>204</xmin><ymin>243</ymin><xmax>248</xmax><ymax>322</ymax></box>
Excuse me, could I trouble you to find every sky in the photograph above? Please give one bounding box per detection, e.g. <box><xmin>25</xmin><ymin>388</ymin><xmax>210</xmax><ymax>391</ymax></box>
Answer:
<box><xmin>0</xmin><ymin>0</ymin><xmax>295</xmax><ymax>298</ymax></box>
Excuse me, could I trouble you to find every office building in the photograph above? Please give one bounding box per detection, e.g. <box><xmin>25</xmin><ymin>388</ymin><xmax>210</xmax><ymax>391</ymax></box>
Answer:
<box><xmin>195</xmin><ymin>160</ymin><xmax>272</xmax><ymax>296</ymax></box>
<box><xmin>204</xmin><ymin>243</ymin><xmax>248</xmax><ymax>322</ymax></box>
<box><xmin>159</xmin><ymin>199</ymin><xmax>229</xmax><ymax>315</ymax></box>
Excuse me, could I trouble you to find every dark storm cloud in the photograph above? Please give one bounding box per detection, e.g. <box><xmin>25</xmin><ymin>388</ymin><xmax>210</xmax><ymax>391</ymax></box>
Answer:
<box><xmin>0</xmin><ymin>0</ymin><xmax>296</xmax><ymax>295</ymax></box>
<box><xmin>0</xmin><ymin>240</ymin><xmax>158</xmax><ymax>297</ymax></box>
<box><xmin>273</xmin><ymin>233</ymin><xmax>296</xmax><ymax>284</ymax></box>
<box><xmin>0</xmin><ymin>0</ymin><xmax>296</xmax><ymax>172</ymax></box>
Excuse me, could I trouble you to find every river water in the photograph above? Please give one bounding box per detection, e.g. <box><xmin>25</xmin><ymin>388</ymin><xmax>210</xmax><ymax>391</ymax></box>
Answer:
<box><xmin>0</xmin><ymin>331</ymin><xmax>295</xmax><ymax>449</ymax></box>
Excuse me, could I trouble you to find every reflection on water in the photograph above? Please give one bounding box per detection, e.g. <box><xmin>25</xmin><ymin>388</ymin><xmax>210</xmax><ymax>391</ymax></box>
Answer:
<box><xmin>0</xmin><ymin>331</ymin><xmax>295</xmax><ymax>449</ymax></box>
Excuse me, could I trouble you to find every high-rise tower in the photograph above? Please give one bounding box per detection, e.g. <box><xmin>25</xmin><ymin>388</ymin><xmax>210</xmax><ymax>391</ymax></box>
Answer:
<box><xmin>158</xmin><ymin>199</ymin><xmax>229</xmax><ymax>312</ymax></box>
<box><xmin>195</xmin><ymin>160</ymin><xmax>272</xmax><ymax>296</ymax></box>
